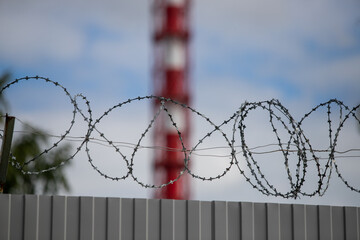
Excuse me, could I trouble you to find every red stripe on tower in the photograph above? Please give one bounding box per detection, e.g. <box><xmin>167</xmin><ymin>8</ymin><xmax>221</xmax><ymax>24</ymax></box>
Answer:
<box><xmin>152</xmin><ymin>0</ymin><xmax>191</xmax><ymax>199</ymax></box>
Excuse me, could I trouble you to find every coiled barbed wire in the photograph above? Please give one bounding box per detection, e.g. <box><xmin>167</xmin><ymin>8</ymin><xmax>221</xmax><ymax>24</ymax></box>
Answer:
<box><xmin>0</xmin><ymin>76</ymin><xmax>359</xmax><ymax>198</ymax></box>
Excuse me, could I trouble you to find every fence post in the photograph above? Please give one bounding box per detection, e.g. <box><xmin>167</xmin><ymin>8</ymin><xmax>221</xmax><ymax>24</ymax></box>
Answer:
<box><xmin>0</xmin><ymin>115</ymin><xmax>15</xmax><ymax>193</ymax></box>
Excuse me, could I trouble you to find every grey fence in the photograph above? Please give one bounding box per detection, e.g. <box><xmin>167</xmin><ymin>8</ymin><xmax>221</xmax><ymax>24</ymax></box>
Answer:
<box><xmin>0</xmin><ymin>194</ymin><xmax>359</xmax><ymax>240</ymax></box>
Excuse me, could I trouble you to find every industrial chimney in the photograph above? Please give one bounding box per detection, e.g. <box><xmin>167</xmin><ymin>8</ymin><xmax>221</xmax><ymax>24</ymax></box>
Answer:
<box><xmin>152</xmin><ymin>0</ymin><xmax>192</xmax><ymax>199</ymax></box>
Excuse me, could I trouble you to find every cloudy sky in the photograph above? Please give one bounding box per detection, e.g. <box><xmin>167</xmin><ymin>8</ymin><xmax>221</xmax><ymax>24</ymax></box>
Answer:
<box><xmin>0</xmin><ymin>0</ymin><xmax>360</xmax><ymax>206</ymax></box>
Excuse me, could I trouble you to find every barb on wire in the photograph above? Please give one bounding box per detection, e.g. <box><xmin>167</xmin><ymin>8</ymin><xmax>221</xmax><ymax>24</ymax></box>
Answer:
<box><xmin>0</xmin><ymin>76</ymin><xmax>359</xmax><ymax>198</ymax></box>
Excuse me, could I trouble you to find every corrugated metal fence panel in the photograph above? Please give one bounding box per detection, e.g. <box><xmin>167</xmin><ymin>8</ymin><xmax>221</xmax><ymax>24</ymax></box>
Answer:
<box><xmin>0</xmin><ymin>193</ymin><xmax>10</xmax><ymax>240</ymax></box>
<box><xmin>187</xmin><ymin>200</ymin><xmax>200</xmax><ymax>240</ymax></box>
<box><xmin>0</xmin><ymin>194</ymin><xmax>359</xmax><ymax>240</ymax></box>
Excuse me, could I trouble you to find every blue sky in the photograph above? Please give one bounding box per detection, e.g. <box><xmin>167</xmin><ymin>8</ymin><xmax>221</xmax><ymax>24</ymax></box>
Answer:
<box><xmin>0</xmin><ymin>0</ymin><xmax>360</xmax><ymax>206</ymax></box>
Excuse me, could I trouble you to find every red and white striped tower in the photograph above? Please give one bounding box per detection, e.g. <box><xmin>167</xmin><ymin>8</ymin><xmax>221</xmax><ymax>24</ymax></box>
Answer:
<box><xmin>152</xmin><ymin>0</ymin><xmax>191</xmax><ymax>199</ymax></box>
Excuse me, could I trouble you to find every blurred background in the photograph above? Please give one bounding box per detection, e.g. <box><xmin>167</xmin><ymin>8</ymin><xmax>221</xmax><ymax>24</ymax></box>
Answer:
<box><xmin>0</xmin><ymin>0</ymin><xmax>359</xmax><ymax>206</ymax></box>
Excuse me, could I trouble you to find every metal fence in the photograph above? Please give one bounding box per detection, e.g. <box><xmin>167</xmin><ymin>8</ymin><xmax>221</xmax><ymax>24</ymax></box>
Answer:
<box><xmin>0</xmin><ymin>194</ymin><xmax>359</xmax><ymax>240</ymax></box>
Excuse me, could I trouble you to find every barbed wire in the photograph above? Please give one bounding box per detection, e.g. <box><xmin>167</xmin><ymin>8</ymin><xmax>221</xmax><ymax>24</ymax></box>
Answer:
<box><xmin>0</xmin><ymin>76</ymin><xmax>359</xmax><ymax>198</ymax></box>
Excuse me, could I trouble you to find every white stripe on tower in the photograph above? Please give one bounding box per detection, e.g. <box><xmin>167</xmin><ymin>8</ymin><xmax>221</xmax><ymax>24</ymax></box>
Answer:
<box><xmin>167</xmin><ymin>0</ymin><xmax>185</xmax><ymax>6</ymax></box>
<box><xmin>164</xmin><ymin>38</ymin><xmax>185</xmax><ymax>70</ymax></box>
<box><xmin>165</xmin><ymin>104</ymin><xmax>185</xmax><ymax>133</ymax></box>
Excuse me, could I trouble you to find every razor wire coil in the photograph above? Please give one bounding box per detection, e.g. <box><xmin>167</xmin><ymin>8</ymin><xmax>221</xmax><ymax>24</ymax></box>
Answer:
<box><xmin>1</xmin><ymin>76</ymin><xmax>359</xmax><ymax>199</ymax></box>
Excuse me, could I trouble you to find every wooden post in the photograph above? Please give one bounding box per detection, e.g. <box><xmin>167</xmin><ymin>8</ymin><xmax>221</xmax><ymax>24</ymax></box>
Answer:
<box><xmin>0</xmin><ymin>115</ymin><xmax>15</xmax><ymax>193</ymax></box>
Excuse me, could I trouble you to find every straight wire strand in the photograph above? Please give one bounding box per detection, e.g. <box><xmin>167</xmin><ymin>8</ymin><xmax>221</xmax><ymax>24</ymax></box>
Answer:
<box><xmin>1</xmin><ymin>76</ymin><xmax>360</xmax><ymax>198</ymax></box>
<box><xmin>3</xmin><ymin>128</ymin><xmax>360</xmax><ymax>157</ymax></box>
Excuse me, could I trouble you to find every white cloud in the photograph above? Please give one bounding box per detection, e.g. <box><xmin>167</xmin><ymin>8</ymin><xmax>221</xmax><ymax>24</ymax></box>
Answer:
<box><xmin>194</xmin><ymin>0</ymin><xmax>360</xmax><ymax>103</ymax></box>
<box><xmin>90</xmin><ymin>37</ymin><xmax>149</xmax><ymax>72</ymax></box>
<box><xmin>0</xmin><ymin>0</ymin><xmax>149</xmax><ymax>67</ymax></box>
<box><xmin>195</xmin><ymin>0</ymin><xmax>360</xmax><ymax>46</ymax></box>
<box><xmin>0</xmin><ymin>9</ymin><xmax>84</xmax><ymax>66</ymax></box>
<box><xmin>298</xmin><ymin>55</ymin><xmax>360</xmax><ymax>86</ymax></box>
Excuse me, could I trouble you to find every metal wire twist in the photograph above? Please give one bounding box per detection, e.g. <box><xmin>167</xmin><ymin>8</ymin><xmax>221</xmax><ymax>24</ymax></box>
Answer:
<box><xmin>1</xmin><ymin>76</ymin><xmax>359</xmax><ymax>198</ymax></box>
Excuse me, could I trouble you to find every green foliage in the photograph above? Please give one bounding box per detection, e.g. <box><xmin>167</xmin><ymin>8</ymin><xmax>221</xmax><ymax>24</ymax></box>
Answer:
<box><xmin>1</xmin><ymin>72</ymin><xmax>72</xmax><ymax>194</ymax></box>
